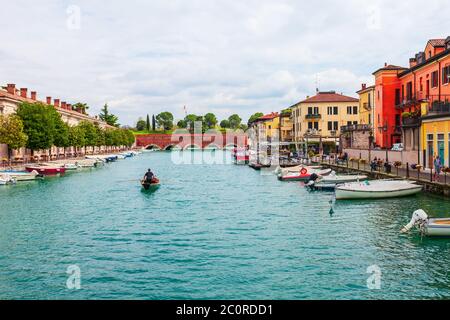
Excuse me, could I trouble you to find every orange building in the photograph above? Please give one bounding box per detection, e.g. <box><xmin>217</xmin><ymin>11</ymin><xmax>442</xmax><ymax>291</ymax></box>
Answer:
<box><xmin>373</xmin><ymin>37</ymin><xmax>450</xmax><ymax>166</ymax></box>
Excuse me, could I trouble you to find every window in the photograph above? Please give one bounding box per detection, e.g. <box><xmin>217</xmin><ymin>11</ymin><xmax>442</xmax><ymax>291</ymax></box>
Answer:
<box><xmin>347</xmin><ymin>106</ymin><xmax>352</xmax><ymax>114</ymax></box>
<box><xmin>406</xmin><ymin>82</ymin><xmax>413</xmax><ymax>100</ymax></box>
<box><xmin>395</xmin><ymin>89</ymin><xmax>401</xmax><ymax>105</ymax></box>
<box><xmin>353</xmin><ymin>121</ymin><xmax>358</xmax><ymax>125</ymax></box>
<box><xmin>308</xmin><ymin>122</ymin><xmax>313</xmax><ymax>129</ymax></box>
<box><xmin>328</xmin><ymin>121</ymin><xmax>333</xmax><ymax>131</ymax></box>
<box><xmin>438</xmin><ymin>134</ymin><xmax>445</xmax><ymax>141</ymax></box>
<box><xmin>313</xmin><ymin>122</ymin><xmax>319</xmax><ymax>130</ymax></box>
<box><xmin>314</xmin><ymin>107</ymin><xmax>319</xmax><ymax>114</ymax></box>
<box><xmin>308</xmin><ymin>107</ymin><xmax>313</xmax><ymax>115</ymax></box>
<box><xmin>443</xmin><ymin>65</ymin><xmax>450</xmax><ymax>85</ymax></box>
<box><xmin>368</xmin><ymin>114</ymin><xmax>372</xmax><ymax>124</ymax></box>
<box><xmin>401</xmin><ymin>85</ymin><xmax>404</xmax><ymax>100</ymax></box>
<box><xmin>353</xmin><ymin>106</ymin><xmax>358</xmax><ymax>115</ymax></box>
<box><xmin>378</xmin><ymin>114</ymin><xmax>380</xmax><ymax>123</ymax></box>
<box><xmin>347</xmin><ymin>121</ymin><xmax>352</xmax><ymax>126</ymax></box>
<box><xmin>333</xmin><ymin>106</ymin><xmax>338</xmax><ymax>115</ymax></box>
<box><xmin>327</xmin><ymin>106</ymin><xmax>333</xmax><ymax>115</ymax></box>
<box><xmin>431</xmin><ymin>70</ymin><xmax>439</xmax><ymax>88</ymax></box>
<box><xmin>427</xmin><ymin>134</ymin><xmax>434</xmax><ymax>141</ymax></box>
<box><xmin>333</xmin><ymin>121</ymin><xmax>339</xmax><ymax>130</ymax></box>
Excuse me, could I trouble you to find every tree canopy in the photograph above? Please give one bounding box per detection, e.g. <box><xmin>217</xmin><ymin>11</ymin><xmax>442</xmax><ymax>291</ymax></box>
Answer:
<box><xmin>99</xmin><ymin>103</ymin><xmax>119</xmax><ymax>127</ymax></box>
<box><xmin>248</xmin><ymin>112</ymin><xmax>264</xmax><ymax>125</ymax></box>
<box><xmin>0</xmin><ymin>114</ymin><xmax>28</xmax><ymax>159</ymax></box>
<box><xmin>228</xmin><ymin>114</ymin><xmax>242</xmax><ymax>130</ymax></box>
<box><xmin>156</xmin><ymin>112</ymin><xmax>174</xmax><ymax>131</ymax></box>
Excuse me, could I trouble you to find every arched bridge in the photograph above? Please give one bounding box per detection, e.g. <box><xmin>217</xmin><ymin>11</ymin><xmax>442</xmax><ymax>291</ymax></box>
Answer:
<box><xmin>135</xmin><ymin>133</ymin><xmax>248</xmax><ymax>150</ymax></box>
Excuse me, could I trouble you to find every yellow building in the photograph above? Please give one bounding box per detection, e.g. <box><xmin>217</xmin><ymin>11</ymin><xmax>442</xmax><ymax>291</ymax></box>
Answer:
<box><xmin>420</xmin><ymin>102</ymin><xmax>450</xmax><ymax>169</ymax></box>
<box><xmin>254</xmin><ymin>112</ymin><xmax>280</xmax><ymax>142</ymax></box>
<box><xmin>292</xmin><ymin>91</ymin><xmax>360</xmax><ymax>144</ymax></box>
<box><xmin>356</xmin><ymin>84</ymin><xmax>375</xmax><ymax>126</ymax></box>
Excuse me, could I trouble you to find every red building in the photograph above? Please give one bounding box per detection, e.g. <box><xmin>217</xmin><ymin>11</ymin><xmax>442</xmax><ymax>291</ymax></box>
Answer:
<box><xmin>373</xmin><ymin>37</ymin><xmax>450</xmax><ymax>151</ymax></box>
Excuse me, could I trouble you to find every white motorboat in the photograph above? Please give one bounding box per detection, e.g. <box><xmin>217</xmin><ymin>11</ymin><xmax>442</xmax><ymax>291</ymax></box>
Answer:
<box><xmin>335</xmin><ymin>180</ymin><xmax>423</xmax><ymax>200</ymax></box>
<box><xmin>0</xmin><ymin>173</ymin><xmax>16</xmax><ymax>185</ymax></box>
<box><xmin>275</xmin><ymin>165</ymin><xmax>323</xmax><ymax>175</ymax></box>
<box><xmin>278</xmin><ymin>168</ymin><xmax>332</xmax><ymax>181</ymax></box>
<box><xmin>401</xmin><ymin>209</ymin><xmax>450</xmax><ymax>237</ymax></box>
<box><xmin>306</xmin><ymin>172</ymin><xmax>368</xmax><ymax>190</ymax></box>
<box><xmin>0</xmin><ymin>170</ymin><xmax>40</xmax><ymax>181</ymax></box>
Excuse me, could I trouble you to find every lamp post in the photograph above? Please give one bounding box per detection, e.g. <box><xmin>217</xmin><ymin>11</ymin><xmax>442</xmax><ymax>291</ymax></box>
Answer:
<box><xmin>383</xmin><ymin>123</ymin><xmax>389</xmax><ymax>162</ymax></box>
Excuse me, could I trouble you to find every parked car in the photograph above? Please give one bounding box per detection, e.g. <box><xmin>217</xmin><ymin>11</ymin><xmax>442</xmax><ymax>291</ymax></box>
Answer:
<box><xmin>391</xmin><ymin>143</ymin><xmax>404</xmax><ymax>151</ymax></box>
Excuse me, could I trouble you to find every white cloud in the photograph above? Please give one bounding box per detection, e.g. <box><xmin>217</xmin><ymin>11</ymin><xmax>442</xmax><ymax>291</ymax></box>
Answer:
<box><xmin>0</xmin><ymin>0</ymin><xmax>448</xmax><ymax>125</ymax></box>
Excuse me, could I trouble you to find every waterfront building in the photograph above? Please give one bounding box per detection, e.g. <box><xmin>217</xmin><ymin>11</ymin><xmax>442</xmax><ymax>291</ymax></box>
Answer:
<box><xmin>291</xmin><ymin>91</ymin><xmax>359</xmax><ymax>153</ymax></box>
<box><xmin>279</xmin><ymin>109</ymin><xmax>293</xmax><ymax>144</ymax></box>
<box><xmin>370</xmin><ymin>37</ymin><xmax>450</xmax><ymax>168</ymax></box>
<box><xmin>0</xmin><ymin>83</ymin><xmax>114</xmax><ymax>161</ymax></box>
<box><xmin>340</xmin><ymin>84</ymin><xmax>375</xmax><ymax>149</ymax></box>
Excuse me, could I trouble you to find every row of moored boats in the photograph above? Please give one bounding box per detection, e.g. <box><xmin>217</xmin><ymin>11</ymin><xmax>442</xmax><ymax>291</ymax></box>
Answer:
<box><xmin>0</xmin><ymin>151</ymin><xmax>141</xmax><ymax>185</ymax></box>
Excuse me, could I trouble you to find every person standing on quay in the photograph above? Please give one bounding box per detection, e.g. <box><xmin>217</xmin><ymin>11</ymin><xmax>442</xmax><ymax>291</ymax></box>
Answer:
<box><xmin>434</xmin><ymin>155</ymin><xmax>442</xmax><ymax>182</ymax></box>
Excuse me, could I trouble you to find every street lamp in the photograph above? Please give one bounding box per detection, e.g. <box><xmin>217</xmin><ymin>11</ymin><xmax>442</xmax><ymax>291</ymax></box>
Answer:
<box><xmin>383</xmin><ymin>123</ymin><xmax>389</xmax><ymax>162</ymax></box>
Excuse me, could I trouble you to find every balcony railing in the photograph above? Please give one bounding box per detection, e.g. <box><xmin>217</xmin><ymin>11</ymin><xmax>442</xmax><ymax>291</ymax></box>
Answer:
<box><xmin>340</xmin><ymin>124</ymin><xmax>372</xmax><ymax>132</ymax></box>
<box><xmin>402</xmin><ymin>116</ymin><xmax>421</xmax><ymax>128</ymax></box>
<box><xmin>305</xmin><ymin>114</ymin><xmax>322</xmax><ymax>120</ymax></box>
<box><xmin>427</xmin><ymin>95</ymin><xmax>450</xmax><ymax>115</ymax></box>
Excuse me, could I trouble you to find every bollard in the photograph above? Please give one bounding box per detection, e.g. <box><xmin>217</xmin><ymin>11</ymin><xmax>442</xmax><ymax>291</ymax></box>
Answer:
<box><xmin>406</xmin><ymin>163</ymin><xmax>409</xmax><ymax>178</ymax></box>
<box><xmin>430</xmin><ymin>168</ymin><xmax>433</xmax><ymax>182</ymax></box>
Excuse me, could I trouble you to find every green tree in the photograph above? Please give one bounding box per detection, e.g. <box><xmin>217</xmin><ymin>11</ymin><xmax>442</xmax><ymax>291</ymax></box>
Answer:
<box><xmin>136</xmin><ymin>118</ymin><xmax>146</xmax><ymax>131</ymax></box>
<box><xmin>247</xmin><ymin>112</ymin><xmax>264</xmax><ymax>125</ymax></box>
<box><xmin>95</xmin><ymin>125</ymin><xmax>105</xmax><ymax>152</ymax></box>
<box><xmin>72</xmin><ymin>102</ymin><xmax>89</xmax><ymax>114</ymax></box>
<box><xmin>204</xmin><ymin>113</ymin><xmax>218</xmax><ymax>129</ymax></box>
<box><xmin>228</xmin><ymin>114</ymin><xmax>242</xmax><ymax>130</ymax></box>
<box><xmin>16</xmin><ymin>102</ymin><xmax>57</xmax><ymax>154</ymax></box>
<box><xmin>177</xmin><ymin>119</ymin><xmax>187</xmax><ymax>128</ymax></box>
<box><xmin>184</xmin><ymin>114</ymin><xmax>198</xmax><ymax>132</ymax></box>
<box><xmin>152</xmin><ymin>115</ymin><xmax>156</xmax><ymax>131</ymax></box>
<box><xmin>99</xmin><ymin>103</ymin><xmax>119</xmax><ymax>127</ymax></box>
<box><xmin>78</xmin><ymin>121</ymin><xmax>98</xmax><ymax>153</ymax></box>
<box><xmin>53</xmin><ymin>116</ymin><xmax>70</xmax><ymax>156</ymax></box>
<box><xmin>0</xmin><ymin>114</ymin><xmax>28</xmax><ymax>162</ymax></box>
<box><xmin>68</xmin><ymin>125</ymin><xmax>85</xmax><ymax>155</ymax></box>
<box><xmin>220</xmin><ymin>119</ymin><xmax>230</xmax><ymax>128</ymax></box>
<box><xmin>146</xmin><ymin>114</ymin><xmax>150</xmax><ymax>132</ymax></box>
<box><xmin>156</xmin><ymin>112</ymin><xmax>174</xmax><ymax>131</ymax></box>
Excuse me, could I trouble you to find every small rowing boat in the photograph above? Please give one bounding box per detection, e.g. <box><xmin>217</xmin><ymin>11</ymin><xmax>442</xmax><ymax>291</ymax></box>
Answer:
<box><xmin>401</xmin><ymin>209</ymin><xmax>450</xmax><ymax>237</ymax></box>
<box><xmin>306</xmin><ymin>172</ymin><xmax>368</xmax><ymax>190</ymax></box>
<box><xmin>141</xmin><ymin>177</ymin><xmax>160</xmax><ymax>190</ymax></box>
<box><xmin>335</xmin><ymin>180</ymin><xmax>422</xmax><ymax>200</ymax></box>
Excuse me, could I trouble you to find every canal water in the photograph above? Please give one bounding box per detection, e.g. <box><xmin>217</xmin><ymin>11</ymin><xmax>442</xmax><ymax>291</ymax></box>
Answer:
<box><xmin>0</xmin><ymin>150</ymin><xmax>449</xmax><ymax>299</ymax></box>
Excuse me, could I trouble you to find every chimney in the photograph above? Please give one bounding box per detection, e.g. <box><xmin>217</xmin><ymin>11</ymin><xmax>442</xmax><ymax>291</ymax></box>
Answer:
<box><xmin>67</xmin><ymin>103</ymin><xmax>72</xmax><ymax>111</ymax></box>
<box><xmin>46</xmin><ymin>97</ymin><xmax>52</xmax><ymax>105</ymax></box>
<box><xmin>54</xmin><ymin>99</ymin><xmax>60</xmax><ymax>107</ymax></box>
<box><xmin>446</xmin><ymin>36</ymin><xmax>450</xmax><ymax>49</ymax></box>
<box><xmin>6</xmin><ymin>84</ymin><xmax>16</xmax><ymax>95</ymax></box>
<box><xmin>409</xmin><ymin>58</ymin><xmax>417</xmax><ymax>68</ymax></box>
<box><xmin>20</xmin><ymin>88</ymin><xmax>28</xmax><ymax>98</ymax></box>
<box><xmin>361</xmin><ymin>83</ymin><xmax>367</xmax><ymax>90</ymax></box>
<box><xmin>61</xmin><ymin>101</ymin><xmax>67</xmax><ymax>109</ymax></box>
<box><xmin>31</xmin><ymin>91</ymin><xmax>37</xmax><ymax>100</ymax></box>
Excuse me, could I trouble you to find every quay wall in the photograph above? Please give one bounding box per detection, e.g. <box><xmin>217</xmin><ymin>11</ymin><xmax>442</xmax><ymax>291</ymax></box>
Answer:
<box><xmin>343</xmin><ymin>148</ymin><xmax>419</xmax><ymax>165</ymax></box>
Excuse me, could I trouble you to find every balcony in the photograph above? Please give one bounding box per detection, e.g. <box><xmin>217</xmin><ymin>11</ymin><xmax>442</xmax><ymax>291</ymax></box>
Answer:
<box><xmin>363</xmin><ymin>102</ymin><xmax>372</xmax><ymax>111</ymax></box>
<box><xmin>402</xmin><ymin>116</ymin><xmax>421</xmax><ymax>128</ymax></box>
<box><xmin>305</xmin><ymin>114</ymin><xmax>321</xmax><ymax>120</ymax></box>
<box><xmin>304</xmin><ymin>129</ymin><xmax>321</xmax><ymax>137</ymax></box>
<box><xmin>340</xmin><ymin>124</ymin><xmax>372</xmax><ymax>133</ymax></box>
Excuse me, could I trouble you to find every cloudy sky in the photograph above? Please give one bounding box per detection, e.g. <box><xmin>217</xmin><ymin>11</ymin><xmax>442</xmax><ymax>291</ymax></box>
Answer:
<box><xmin>0</xmin><ymin>0</ymin><xmax>449</xmax><ymax>126</ymax></box>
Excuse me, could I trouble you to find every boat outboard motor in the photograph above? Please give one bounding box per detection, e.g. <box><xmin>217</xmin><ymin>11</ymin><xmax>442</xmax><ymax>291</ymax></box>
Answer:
<box><xmin>306</xmin><ymin>173</ymin><xmax>319</xmax><ymax>188</ymax></box>
<box><xmin>401</xmin><ymin>209</ymin><xmax>428</xmax><ymax>233</ymax></box>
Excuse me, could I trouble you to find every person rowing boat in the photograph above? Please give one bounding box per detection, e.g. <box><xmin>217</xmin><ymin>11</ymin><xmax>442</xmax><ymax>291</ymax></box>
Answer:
<box><xmin>141</xmin><ymin>169</ymin><xmax>160</xmax><ymax>190</ymax></box>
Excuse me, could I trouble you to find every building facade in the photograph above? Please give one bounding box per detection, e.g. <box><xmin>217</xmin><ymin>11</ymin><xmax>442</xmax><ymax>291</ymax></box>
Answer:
<box><xmin>292</xmin><ymin>91</ymin><xmax>359</xmax><ymax>147</ymax></box>
<box><xmin>371</xmin><ymin>37</ymin><xmax>450</xmax><ymax>168</ymax></box>
<box><xmin>0</xmin><ymin>83</ymin><xmax>114</xmax><ymax>161</ymax></box>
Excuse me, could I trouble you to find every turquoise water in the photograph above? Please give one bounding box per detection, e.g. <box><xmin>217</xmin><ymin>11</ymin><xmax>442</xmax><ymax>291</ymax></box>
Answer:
<box><xmin>0</xmin><ymin>150</ymin><xmax>449</xmax><ymax>300</ymax></box>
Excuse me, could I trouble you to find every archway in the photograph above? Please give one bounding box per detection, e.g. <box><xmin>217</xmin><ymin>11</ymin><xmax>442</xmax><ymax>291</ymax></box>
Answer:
<box><xmin>204</xmin><ymin>144</ymin><xmax>222</xmax><ymax>150</ymax></box>
<box><xmin>145</xmin><ymin>144</ymin><xmax>161</xmax><ymax>151</ymax></box>
<box><xmin>164</xmin><ymin>144</ymin><xmax>180</xmax><ymax>151</ymax></box>
<box><xmin>184</xmin><ymin>144</ymin><xmax>201</xmax><ymax>151</ymax></box>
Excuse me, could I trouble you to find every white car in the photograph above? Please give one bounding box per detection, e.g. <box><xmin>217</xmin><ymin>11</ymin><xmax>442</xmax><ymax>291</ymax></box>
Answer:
<box><xmin>391</xmin><ymin>143</ymin><xmax>404</xmax><ymax>151</ymax></box>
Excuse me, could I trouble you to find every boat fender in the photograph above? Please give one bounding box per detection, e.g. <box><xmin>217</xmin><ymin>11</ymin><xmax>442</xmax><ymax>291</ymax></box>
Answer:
<box><xmin>300</xmin><ymin>168</ymin><xmax>308</xmax><ymax>175</ymax></box>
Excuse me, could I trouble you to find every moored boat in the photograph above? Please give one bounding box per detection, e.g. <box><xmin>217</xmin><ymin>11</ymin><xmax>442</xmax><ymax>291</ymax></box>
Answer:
<box><xmin>401</xmin><ymin>209</ymin><xmax>450</xmax><ymax>237</ymax></box>
<box><xmin>25</xmin><ymin>165</ymin><xmax>66</xmax><ymax>175</ymax></box>
<box><xmin>0</xmin><ymin>173</ymin><xmax>16</xmax><ymax>185</ymax></box>
<box><xmin>278</xmin><ymin>168</ymin><xmax>332</xmax><ymax>181</ymax></box>
<box><xmin>0</xmin><ymin>170</ymin><xmax>40</xmax><ymax>181</ymax></box>
<box><xmin>335</xmin><ymin>180</ymin><xmax>422</xmax><ymax>200</ymax></box>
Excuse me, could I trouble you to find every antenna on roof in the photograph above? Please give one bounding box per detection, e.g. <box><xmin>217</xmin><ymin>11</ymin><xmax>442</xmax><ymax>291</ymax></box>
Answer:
<box><xmin>315</xmin><ymin>74</ymin><xmax>320</xmax><ymax>93</ymax></box>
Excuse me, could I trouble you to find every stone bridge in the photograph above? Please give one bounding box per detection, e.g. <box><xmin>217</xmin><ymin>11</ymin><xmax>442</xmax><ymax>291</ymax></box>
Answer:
<box><xmin>135</xmin><ymin>133</ymin><xmax>248</xmax><ymax>150</ymax></box>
